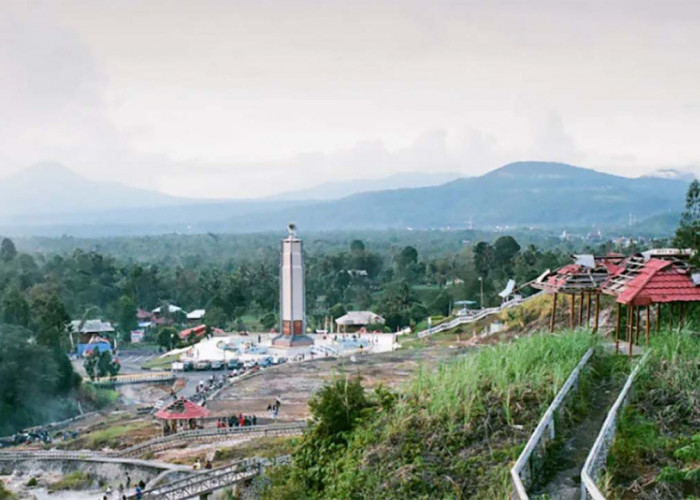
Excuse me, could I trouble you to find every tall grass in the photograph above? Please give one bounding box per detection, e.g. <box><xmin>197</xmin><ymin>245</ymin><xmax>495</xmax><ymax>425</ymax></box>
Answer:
<box><xmin>609</xmin><ymin>328</ymin><xmax>700</xmax><ymax>498</ymax></box>
<box><xmin>404</xmin><ymin>330</ymin><xmax>596</xmax><ymax>427</ymax></box>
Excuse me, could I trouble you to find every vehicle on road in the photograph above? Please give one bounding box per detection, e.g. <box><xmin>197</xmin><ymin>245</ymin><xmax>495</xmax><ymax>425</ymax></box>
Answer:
<box><xmin>194</xmin><ymin>360</ymin><xmax>212</xmax><ymax>371</ymax></box>
<box><xmin>210</xmin><ymin>360</ymin><xmax>224</xmax><ymax>370</ymax></box>
<box><xmin>226</xmin><ymin>359</ymin><xmax>243</xmax><ymax>370</ymax></box>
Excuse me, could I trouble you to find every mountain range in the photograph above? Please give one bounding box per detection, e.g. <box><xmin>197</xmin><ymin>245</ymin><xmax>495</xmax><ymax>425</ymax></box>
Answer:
<box><xmin>0</xmin><ymin>161</ymin><xmax>692</xmax><ymax>236</ymax></box>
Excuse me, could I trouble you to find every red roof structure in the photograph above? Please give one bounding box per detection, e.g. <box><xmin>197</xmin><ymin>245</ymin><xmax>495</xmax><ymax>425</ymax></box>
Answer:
<box><xmin>155</xmin><ymin>398</ymin><xmax>210</xmax><ymax>420</ymax></box>
<box><xmin>615</xmin><ymin>259</ymin><xmax>700</xmax><ymax>306</ymax></box>
<box><xmin>179</xmin><ymin>325</ymin><xmax>224</xmax><ymax>340</ymax></box>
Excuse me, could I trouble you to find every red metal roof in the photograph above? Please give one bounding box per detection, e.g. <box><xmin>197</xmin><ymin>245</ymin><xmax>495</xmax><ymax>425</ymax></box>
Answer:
<box><xmin>155</xmin><ymin>398</ymin><xmax>210</xmax><ymax>420</ymax></box>
<box><xmin>617</xmin><ymin>258</ymin><xmax>700</xmax><ymax>306</ymax></box>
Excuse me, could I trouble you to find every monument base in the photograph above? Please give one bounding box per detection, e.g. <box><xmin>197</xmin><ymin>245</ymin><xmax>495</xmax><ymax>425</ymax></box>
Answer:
<box><xmin>271</xmin><ymin>334</ymin><xmax>314</xmax><ymax>348</ymax></box>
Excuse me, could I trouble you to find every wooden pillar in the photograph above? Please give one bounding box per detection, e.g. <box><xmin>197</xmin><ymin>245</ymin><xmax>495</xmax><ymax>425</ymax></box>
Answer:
<box><xmin>586</xmin><ymin>292</ymin><xmax>592</xmax><ymax>327</ymax></box>
<box><xmin>656</xmin><ymin>302</ymin><xmax>661</xmax><ymax>333</ymax></box>
<box><xmin>579</xmin><ymin>292</ymin><xmax>585</xmax><ymax>326</ymax></box>
<box><xmin>669</xmin><ymin>302</ymin><xmax>674</xmax><ymax>331</ymax></box>
<box><xmin>550</xmin><ymin>293</ymin><xmax>558</xmax><ymax>333</ymax></box>
<box><xmin>570</xmin><ymin>294</ymin><xmax>575</xmax><ymax>329</ymax></box>
<box><xmin>645</xmin><ymin>305</ymin><xmax>651</xmax><ymax>346</ymax></box>
<box><xmin>627</xmin><ymin>304</ymin><xmax>634</xmax><ymax>357</ymax></box>
<box><xmin>636</xmin><ymin>306</ymin><xmax>642</xmax><ymax>345</ymax></box>
<box><xmin>593</xmin><ymin>293</ymin><xmax>600</xmax><ymax>333</ymax></box>
<box><xmin>615</xmin><ymin>302</ymin><xmax>621</xmax><ymax>353</ymax></box>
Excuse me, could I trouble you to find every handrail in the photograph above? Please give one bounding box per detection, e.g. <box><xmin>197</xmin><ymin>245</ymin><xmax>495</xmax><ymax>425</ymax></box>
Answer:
<box><xmin>580</xmin><ymin>353</ymin><xmax>649</xmax><ymax>500</ymax></box>
<box><xmin>416</xmin><ymin>292</ymin><xmax>544</xmax><ymax>339</ymax></box>
<box><xmin>91</xmin><ymin>371</ymin><xmax>175</xmax><ymax>386</ymax></box>
<box><xmin>510</xmin><ymin>347</ymin><xmax>594</xmax><ymax>499</ymax></box>
<box><xmin>116</xmin><ymin>422</ymin><xmax>306</xmax><ymax>457</ymax></box>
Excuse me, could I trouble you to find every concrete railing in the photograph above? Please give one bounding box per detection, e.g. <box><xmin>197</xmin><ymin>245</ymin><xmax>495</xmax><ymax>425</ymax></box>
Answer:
<box><xmin>116</xmin><ymin>422</ymin><xmax>307</xmax><ymax>458</ymax></box>
<box><xmin>580</xmin><ymin>353</ymin><xmax>648</xmax><ymax>500</ymax></box>
<box><xmin>510</xmin><ymin>348</ymin><xmax>595</xmax><ymax>499</ymax></box>
<box><xmin>417</xmin><ymin>292</ymin><xmax>544</xmax><ymax>339</ymax></box>
<box><xmin>91</xmin><ymin>371</ymin><xmax>175</xmax><ymax>387</ymax></box>
<box><xmin>0</xmin><ymin>449</ymin><xmax>191</xmax><ymax>471</ymax></box>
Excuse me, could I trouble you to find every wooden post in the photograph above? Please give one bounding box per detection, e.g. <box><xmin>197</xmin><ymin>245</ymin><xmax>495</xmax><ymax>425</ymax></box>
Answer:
<box><xmin>645</xmin><ymin>305</ymin><xmax>651</xmax><ymax>346</ymax></box>
<box><xmin>656</xmin><ymin>302</ymin><xmax>661</xmax><ymax>333</ymax></box>
<box><xmin>570</xmin><ymin>294</ymin><xmax>575</xmax><ymax>329</ymax></box>
<box><xmin>636</xmin><ymin>306</ymin><xmax>642</xmax><ymax>345</ymax></box>
<box><xmin>550</xmin><ymin>293</ymin><xmax>558</xmax><ymax>333</ymax></box>
<box><xmin>615</xmin><ymin>302</ymin><xmax>621</xmax><ymax>353</ymax></box>
<box><xmin>593</xmin><ymin>293</ymin><xmax>600</xmax><ymax>333</ymax></box>
<box><xmin>669</xmin><ymin>302</ymin><xmax>674</xmax><ymax>331</ymax></box>
<box><xmin>579</xmin><ymin>292</ymin><xmax>585</xmax><ymax>326</ymax></box>
<box><xmin>627</xmin><ymin>304</ymin><xmax>634</xmax><ymax>357</ymax></box>
<box><xmin>586</xmin><ymin>292</ymin><xmax>592</xmax><ymax>327</ymax></box>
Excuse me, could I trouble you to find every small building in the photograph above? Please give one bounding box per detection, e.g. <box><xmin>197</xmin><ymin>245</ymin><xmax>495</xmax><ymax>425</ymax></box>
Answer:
<box><xmin>71</xmin><ymin>319</ymin><xmax>115</xmax><ymax>345</ymax></box>
<box><xmin>498</xmin><ymin>279</ymin><xmax>522</xmax><ymax>305</ymax></box>
<box><xmin>152</xmin><ymin>304</ymin><xmax>185</xmax><ymax>317</ymax></box>
<box><xmin>155</xmin><ymin>398</ymin><xmax>210</xmax><ymax>434</ymax></box>
<box><xmin>186</xmin><ymin>309</ymin><xmax>206</xmax><ymax>324</ymax></box>
<box><xmin>335</xmin><ymin>311</ymin><xmax>385</xmax><ymax>332</ymax></box>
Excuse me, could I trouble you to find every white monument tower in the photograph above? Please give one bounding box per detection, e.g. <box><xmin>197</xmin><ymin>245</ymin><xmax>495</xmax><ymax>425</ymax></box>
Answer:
<box><xmin>272</xmin><ymin>224</ymin><xmax>313</xmax><ymax>347</ymax></box>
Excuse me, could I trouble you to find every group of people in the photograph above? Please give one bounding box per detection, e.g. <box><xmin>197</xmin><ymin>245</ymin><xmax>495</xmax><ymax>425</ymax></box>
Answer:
<box><xmin>216</xmin><ymin>413</ymin><xmax>257</xmax><ymax>428</ymax></box>
<box><xmin>192</xmin><ymin>458</ymin><xmax>213</xmax><ymax>470</ymax></box>
<box><xmin>99</xmin><ymin>473</ymin><xmax>146</xmax><ymax>499</ymax></box>
<box><xmin>267</xmin><ymin>396</ymin><xmax>282</xmax><ymax>418</ymax></box>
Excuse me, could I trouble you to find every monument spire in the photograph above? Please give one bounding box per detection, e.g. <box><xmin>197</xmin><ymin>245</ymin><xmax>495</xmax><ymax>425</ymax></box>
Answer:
<box><xmin>272</xmin><ymin>224</ymin><xmax>313</xmax><ymax>347</ymax></box>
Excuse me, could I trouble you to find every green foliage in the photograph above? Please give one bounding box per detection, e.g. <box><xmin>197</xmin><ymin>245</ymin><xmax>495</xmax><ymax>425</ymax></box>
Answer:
<box><xmin>674</xmin><ymin>179</ymin><xmax>700</xmax><ymax>266</ymax></box>
<box><xmin>0</xmin><ymin>238</ymin><xmax>17</xmax><ymax>262</ymax></box>
<box><xmin>608</xmin><ymin>330</ymin><xmax>700</xmax><ymax>498</ymax></box>
<box><xmin>265</xmin><ymin>332</ymin><xmax>595</xmax><ymax>499</ymax></box>
<box><xmin>48</xmin><ymin>471</ymin><xmax>93</xmax><ymax>492</ymax></box>
<box><xmin>157</xmin><ymin>326</ymin><xmax>179</xmax><ymax>351</ymax></box>
<box><xmin>0</xmin><ymin>324</ymin><xmax>79</xmax><ymax>434</ymax></box>
<box><xmin>80</xmin><ymin>384</ymin><xmax>119</xmax><ymax>409</ymax></box>
<box><xmin>0</xmin><ymin>481</ymin><xmax>16</xmax><ymax>499</ymax></box>
<box><xmin>115</xmin><ymin>295</ymin><xmax>138</xmax><ymax>339</ymax></box>
<box><xmin>84</xmin><ymin>349</ymin><xmax>120</xmax><ymax>379</ymax></box>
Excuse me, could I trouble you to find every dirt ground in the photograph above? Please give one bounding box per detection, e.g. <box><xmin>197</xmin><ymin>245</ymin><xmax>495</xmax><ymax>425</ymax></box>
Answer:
<box><xmin>208</xmin><ymin>346</ymin><xmax>468</xmax><ymax>420</ymax></box>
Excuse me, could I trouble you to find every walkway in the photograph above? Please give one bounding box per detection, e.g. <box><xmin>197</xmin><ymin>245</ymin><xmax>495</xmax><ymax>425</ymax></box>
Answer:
<box><xmin>532</xmin><ymin>367</ymin><xmax>624</xmax><ymax>499</ymax></box>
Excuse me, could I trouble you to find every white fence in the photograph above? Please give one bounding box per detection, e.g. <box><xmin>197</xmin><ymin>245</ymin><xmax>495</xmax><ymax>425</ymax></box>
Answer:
<box><xmin>91</xmin><ymin>371</ymin><xmax>175</xmax><ymax>386</ymax></box>
<box><xmin>417</xmin><ymin>292</ymin><xmax>544</xmax><ymax>339</ymax></box>
<box><xmin>117</xmin><ymin>422</ymin><xmax>307</xmax><ymax>457</ymax></box>
<box><xmin>580</xmin><ymin>353</ymin><xmax>648</xmax><ymax>500</ymax></box>
<box><xmin>510</xmin><ymin>348</ymin><xmax>594</xmax><ymax>499</ymax></box>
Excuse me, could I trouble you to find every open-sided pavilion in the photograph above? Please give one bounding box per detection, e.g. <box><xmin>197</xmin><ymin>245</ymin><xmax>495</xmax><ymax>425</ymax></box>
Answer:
<box><xmin>532</xmin><ymin>254</ymin><xmax>625</xmax><ymax>333</ymax></box>
<box><xmin>602</xmin><ymin>252</ymin><xmax>700</xmax><ymax>355</ymax></box>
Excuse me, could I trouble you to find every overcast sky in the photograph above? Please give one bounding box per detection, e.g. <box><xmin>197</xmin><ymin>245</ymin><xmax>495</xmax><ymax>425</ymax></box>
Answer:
<box><xmin>1</xmin><ymin>0</ymin><xmax>699</xmax><ymax>198</ymax></box>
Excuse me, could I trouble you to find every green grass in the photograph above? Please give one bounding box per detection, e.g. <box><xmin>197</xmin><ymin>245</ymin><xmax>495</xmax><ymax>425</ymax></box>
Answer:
<box><xmin>80</xmin><ymin>383</ymin><xmax>119</xmax><ymax>409</ymax></box>
<box><xmin>265</xmin><ymin>330</ymin><xmax>598</xmax><ymax>499</ymax></box>
<box><xmin>48</xmin><ymin>471</ymin><xmax>93</xmax><ymax>492</ymax></box>
<box><xmin>141</xmin><ymin>352</ymin><xmax>180</xmax><ymax>370</ymax></box>
<box><xmin>607</xmin><ymin>329</ymin><xmax>700</xmax><ymax>499</ymax></box>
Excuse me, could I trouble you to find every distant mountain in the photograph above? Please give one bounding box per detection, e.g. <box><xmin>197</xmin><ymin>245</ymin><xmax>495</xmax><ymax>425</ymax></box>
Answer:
<box><xmin>0</xmin><ymin>161</ymin><xmax>689</xmax><ymax>236</ymax></box>
<box><xmin>644</xmin><ymin>167</ymin><xmax>697</xmax><ymax>182</ymax></box>
<box><xmin>0</xmin><ymin>162</ymin><xmax>184</xmax><ymax>216</ymax></box>
<box><xmin>271</xmin><ymin>171</ymin><xmax>462</xmax><ymax>200</ymax></box>
<box><xmin>220</xmin><ymin>162</ymin><xmax>690</xmax><ymax>233</ymax></box>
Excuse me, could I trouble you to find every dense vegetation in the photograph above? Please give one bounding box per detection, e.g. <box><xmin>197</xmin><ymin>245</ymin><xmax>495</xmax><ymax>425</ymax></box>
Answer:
<box><xmin>608</xmin><ymin>331</ymin><xmax>700</xmax><ymax>499</ymax></box>
<box><xmin>263</xmin><ymin>332</ymin><xmax>596</xmax><ymax>499</ymax></box>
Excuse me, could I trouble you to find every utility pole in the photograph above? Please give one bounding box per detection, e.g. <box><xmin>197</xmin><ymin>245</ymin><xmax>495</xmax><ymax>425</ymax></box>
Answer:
<box><xmin>478</xmin><ymin>277</ymin><xmax>484</xmax><ymax>310</ymax></box>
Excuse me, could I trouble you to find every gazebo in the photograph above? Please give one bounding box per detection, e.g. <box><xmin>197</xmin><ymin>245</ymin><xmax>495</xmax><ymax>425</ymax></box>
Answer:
<box><xmin>602</xmin><ymin>254</ymin><xmax>700</xmax><ymax>355</ymax></box>
<box><xmin>531</xmin><ymin>254</ymin><xmax>624</xmax><ymax>333</ymax></box>
<box><xmin>155</xmin><ymin>398</ymin><xmax>210</xmax><ymax>434</ymax></box>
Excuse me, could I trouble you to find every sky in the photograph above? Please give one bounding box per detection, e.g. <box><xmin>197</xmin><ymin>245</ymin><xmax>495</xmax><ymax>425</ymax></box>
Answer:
<box><xmin>1</xmin><ymin>0</ymin><xmax>699</xmax><ymax>199</ymax></box>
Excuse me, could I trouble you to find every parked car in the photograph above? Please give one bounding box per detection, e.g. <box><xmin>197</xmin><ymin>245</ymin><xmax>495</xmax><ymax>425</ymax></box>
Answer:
<box><xmin>226</xmin><ymin>359</ymin><xmax>243</xmax><ymax>370</ymax></box>
<box><xmin>243</xmin><ymin>360</ymin><xmax>258</xmax><ymax>369</ymax></box>
<box><xmin>210</xmin><ymin>360</ymin><xmax>224</xmax><ymax>370</ymax></box>
<box><xmin>194</xmin><ymin>360</ymin><xmax>211</xmax><ymax>371</ymax></box>
<box><xmin>258</xmin><ymin>357</ymin><xmax>273</xmax><ymax>368</ymax></box>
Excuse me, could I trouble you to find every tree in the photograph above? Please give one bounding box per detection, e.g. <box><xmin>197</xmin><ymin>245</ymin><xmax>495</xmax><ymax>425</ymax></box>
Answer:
<box><xmin>30</xmin><ymin>291</ymin><xmax>70</xmax><ymax>350</ymax></box>
<box><xmin>204</xmin><ymin>306</ymin><xmax>227</xmax><ymax>329</ymax></box>
<box><xmin>674</xmin><ymin>179</ymin><xmax>700</xmax><ymax>266</ymax></box>
<box><xmin>329</xmin><ymin>303</ymin><xmax>347</xmax><ymax>320</ymax></box>
<box><xmin>428</xmin><ymin>290</ymin><xmax>452</xmax><ymax>317</ymax></box>
<box><xmin>0</xmin><ymin>238</ymin><xmax>17</xmax><ymax>262</ymax></box>
<box><xmin>157</xmin><ymin>327</ymin><xmax>178</xmax><ymax>351</ymax></box>
<box><xmin>350</xmin><ymin>240</ymin><xmax>365</xmax><ymax>254</ymax></box>
<box><xmin>1</xmin><ymin>287</ymin><xmax>29</xmax><ymax>327</ymax></box>
<box><xmin>493</xmin><ymin>236</ymin><xmax>521</xmax><ymax>270</ymax></box>
<box><xmin>115</xmin><ymin>295</ymin><xmax>138</xmax><ymax>340</ymax></box>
